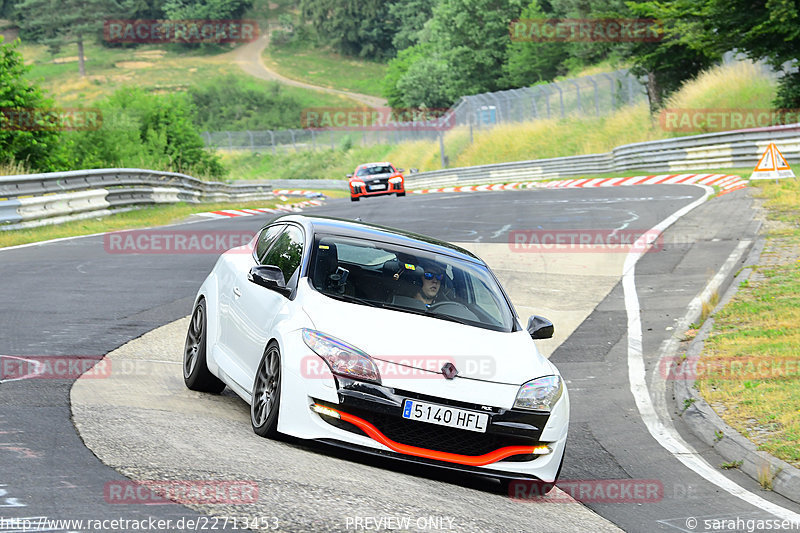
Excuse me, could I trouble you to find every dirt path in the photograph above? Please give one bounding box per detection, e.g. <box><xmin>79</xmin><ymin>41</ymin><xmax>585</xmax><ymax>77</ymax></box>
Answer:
<box><xmin>227</xmin><ymin>33</ymin><xmax>387</xmax><ymax>108</ymax></box>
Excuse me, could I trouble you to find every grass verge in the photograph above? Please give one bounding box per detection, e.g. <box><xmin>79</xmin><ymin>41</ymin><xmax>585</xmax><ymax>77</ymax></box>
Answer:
<box><xmin>0</xmin><ymin>190</ymin><xmax>346</xmax><ymax>249</ymax></box>
<box><xmin>264</xmin><ymin>41</ymin><xmax>388</xmax><ymax>98</ymax></box>
<box><xmin>696</xmin><ymin>178</ymin><xmax>800</xmax><ymax>467</ymax></box>
<box><xmin>20</xmin><ymin>41</ymin><xmax>360</xmax><ymax>109</ymax></box>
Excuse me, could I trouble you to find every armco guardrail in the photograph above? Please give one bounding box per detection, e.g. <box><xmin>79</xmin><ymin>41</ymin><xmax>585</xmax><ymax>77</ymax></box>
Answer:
<box><xmin>403</xmin><ymin>123</ymin><xmax>800</xmax><ymax>189</ymax></box>
<box><xmin>0</xmin><ymin>168</ymin><xmax>273</xmax><ymax>229</ymax></box>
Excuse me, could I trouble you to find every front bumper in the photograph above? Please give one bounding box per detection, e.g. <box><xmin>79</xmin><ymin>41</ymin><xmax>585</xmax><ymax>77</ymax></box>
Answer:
<box><xmin>350</xmin><ymin>179</ymin><xmax>405</xmax><ymax>198</ymax></box>
<box><xmin>309</xmin><ymin>377</ymin><xmax>565</xmax><ymax>479</ymax></box>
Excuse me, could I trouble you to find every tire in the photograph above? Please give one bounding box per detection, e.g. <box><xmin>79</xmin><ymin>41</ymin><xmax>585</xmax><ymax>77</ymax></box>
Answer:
<box><xmin>183</xmin><ymin>299</ymin><xmax>225</xmax><ymax>393</ymax></box>
<box><xmin>350</xmin><ymin>195</ymin><xmax>359</xmax><ymax>202</ymax></box>
<box><xmin>251</xmin><ymin>342</ymin><xmax>282</xmax><ymax>438</ymax></box>
<box><xmin>397</xmin><ymin>191</ymin><xmax>406</xmax><ymax>197</ymax></box>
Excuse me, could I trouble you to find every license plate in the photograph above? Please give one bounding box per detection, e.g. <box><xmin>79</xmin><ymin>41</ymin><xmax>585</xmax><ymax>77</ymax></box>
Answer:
<box><xmin>368</xmin><ymin>184</ymin><xmax>386</xmax><ymax>190</ymax></box>
<box><xmin>402</xmin><ymin>400</ymin><xmax>488</xmax><ymax>433</ymax></box>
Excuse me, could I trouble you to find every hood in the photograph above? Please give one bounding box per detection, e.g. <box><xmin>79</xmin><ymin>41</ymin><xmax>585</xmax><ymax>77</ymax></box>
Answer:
<box><xmin>300</xmin><ymin>284</ymin><xmax>555</xmax><ymax>386</ymax></box>
<box><xmin>352</xmin><ymin>172</ymin><xmax>395</xmax><ymax>181</ymax></box>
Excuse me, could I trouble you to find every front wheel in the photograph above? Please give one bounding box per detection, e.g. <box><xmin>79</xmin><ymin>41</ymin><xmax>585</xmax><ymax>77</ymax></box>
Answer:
<box><xmin>183</xmin><ymin>299</ymin><xmax>226</xmax><ymax>393</ymax></box>
<box><xmin>251</xmin><ymin>343</ymin><xmax>282</xmax><ymax>438</ymax></box>
<box><xmin>350</xmin><ymin>195</ymin><xmax>359</xmax><ymax>202</ymax></box>
<box><xmin>397</xmin><ymin>191</ymin><xmax>406</xmax><ymax>197</ymax></box>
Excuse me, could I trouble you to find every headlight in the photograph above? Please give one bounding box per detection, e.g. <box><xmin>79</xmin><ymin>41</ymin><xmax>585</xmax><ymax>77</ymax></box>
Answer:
<box><xmin>351</xmin><ymin>180</ymin><xmax>365</xmax><ymax>188</ymax></box>
<box><xmin>388</xmin><ymin>177</ymin><xmax>403</xmax><ymax>183</ymax></box>
<box><xmin>513</xmin><ymin>375</ymin><xmax>563</xmax><ymax>411</ymax></box>
<box><xmin>302</xmin><ymin>329</ymin><xmax>380</xmax><ymax>383</ymax></box>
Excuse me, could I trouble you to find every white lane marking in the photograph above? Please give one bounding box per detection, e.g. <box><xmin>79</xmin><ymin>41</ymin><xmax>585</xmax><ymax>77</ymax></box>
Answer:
<box><xmin>0</xmin><ymin>356</ymin><xmax>45</xmax><ymax>384</ymax></box>
<box><xmin>623</xmin><ymin>186</ymin><xmax>800</xmax><ymax>521</ymax></box>
<box><xmin>491</xmin><ymin>224</ymin><xmax>512</xmax><ymax>239</ymax></box>
<box><xmin>0</xmin><ymin>484</ymin><xmax>26</xmax><ymax>508</ymax></box>
<box><xmin>611</xmin><ymin>210</ymin><xmax>640</xmax><ymax>236</ymax></box>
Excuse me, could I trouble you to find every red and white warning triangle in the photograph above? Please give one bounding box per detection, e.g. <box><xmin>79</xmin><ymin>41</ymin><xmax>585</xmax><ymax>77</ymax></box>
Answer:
<box><xmin>750</xmin><ymin>143</ymin><xmax>795</xmax><ymax>180</ymax></box>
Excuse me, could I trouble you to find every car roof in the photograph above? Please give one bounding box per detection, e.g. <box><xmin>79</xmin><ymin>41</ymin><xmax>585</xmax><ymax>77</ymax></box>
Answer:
<box><xmin>272</xmin><ymin>214</ymin><xmax>481</xmax><ymax>264</ymax></box>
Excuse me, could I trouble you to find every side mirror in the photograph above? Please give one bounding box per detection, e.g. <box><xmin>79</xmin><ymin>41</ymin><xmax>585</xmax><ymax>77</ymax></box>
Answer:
<box><xmin>527</xmin><ymin>315</ymin><xmax>554</xmax><ymax>339</ymax></box>
<box><xmin>346</xmin><ymin>173</ymin><xmax>353</xmax><ymax>178</ymax></box>
<box><xmin>248</xmin><ymin>265</ymin><xmax>292</xmax><ymax>297</ymax></box>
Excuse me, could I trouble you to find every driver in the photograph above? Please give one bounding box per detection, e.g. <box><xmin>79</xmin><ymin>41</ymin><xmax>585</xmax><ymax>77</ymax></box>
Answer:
<box><xmin>414</xmin><ymin>262</ymin><xmax>445</xmax><ymax>307</ymax></box>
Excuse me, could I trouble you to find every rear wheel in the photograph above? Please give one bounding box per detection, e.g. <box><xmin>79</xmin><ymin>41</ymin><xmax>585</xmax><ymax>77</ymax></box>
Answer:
<box><xmin>183</xmin><ymin>299</ymin><xmax>225</xmax><ymax>393</ymax></box>
<box><xmin>251</xmin><ymin>342</ymin><xmax>282</xmax><ymax>438</ymax></box>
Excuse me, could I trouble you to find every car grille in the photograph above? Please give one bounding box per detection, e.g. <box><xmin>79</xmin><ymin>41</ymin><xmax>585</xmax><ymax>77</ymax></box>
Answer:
<box><xmin>328</xmin><ymin>406</ymin><xmax>537</xmax><ymax>458</ymax></box>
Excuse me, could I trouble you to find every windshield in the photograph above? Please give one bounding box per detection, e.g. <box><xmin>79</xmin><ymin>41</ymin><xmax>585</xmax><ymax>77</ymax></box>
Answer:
<box><xmin>356</xmin><ymin>165</ymin><xmax>394</xmax><ymax>176</ymax></box>
<box><xmin>309</xmin><ymin>235</ymin><xmax>515</xmax><ymax>332</ymax></box>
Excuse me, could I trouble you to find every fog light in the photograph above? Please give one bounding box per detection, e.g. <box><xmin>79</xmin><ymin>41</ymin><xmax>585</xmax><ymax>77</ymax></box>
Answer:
<box><xmin>311</xmin><ymin>403</ymin><xmax>340</xmax><ymax>419</ymax></box>
<box><xmin>532</xmin><ymin>444</ymin><xmax>552</xmax><ymax>455</ymax></box>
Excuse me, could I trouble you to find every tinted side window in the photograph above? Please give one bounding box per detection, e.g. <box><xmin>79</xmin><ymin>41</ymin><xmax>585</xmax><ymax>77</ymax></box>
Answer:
<box><xmin>262</xmin><ymin>226</ymin><xmax>304</xmax><ymax>287</ymax></box>
<box><xmin>255</xmin><ymin>224</ymin><xmax>284</xmax><ymax>262</ymax></box>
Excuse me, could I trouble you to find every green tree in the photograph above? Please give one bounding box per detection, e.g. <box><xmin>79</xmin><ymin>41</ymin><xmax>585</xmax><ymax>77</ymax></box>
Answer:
<box><xmin>71</xmin><ymin>88</ymin><xmax>224</xmax><ymax>177</ymax></box>
<box><xmin>15</xmin><ymin>0</ymin><xmax>123</xmax><ymax>76</ymax></box>
<box><xmin>0</xmin><ymin>37</ymin><xmax>66</xmax><ymax>171</ymax></box>
<box><xmin>634</xmin><ymin>0</ymin><xmax>800</xmax><ymax>108</ymax></box>
<box><xmin>426</xmin><ymin>0</ymin><xmax>525</xmax><ymax>97</ymax></box>
<box><xmin>163</xmin><ymin>0</ymin><xmax>253</xmax><ymax>21</ymax></box>
<box><xmin>299</xmin><ymin>0</ymin><xmax>398</xmax><ymax>60</ymax></box>
<box><xmin>189</xmin><ymin>76</ymin><xmax>303</xmax><ymax>130</ymax></box>
<box><xmin>504</xmin><ymin>0</ymin><xmax>570</xmax><ymax>86</ymax></box>
<box><xmin>388</xmin><ymin>0</ymin><xmax>436</xmax><ymax>51</ymax></box>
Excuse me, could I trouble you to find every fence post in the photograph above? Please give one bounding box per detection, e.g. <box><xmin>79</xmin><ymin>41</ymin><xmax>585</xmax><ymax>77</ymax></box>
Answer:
<box><xmin>569</xmin><ymin>80</ymin><xmax>582</xmax><ymax>114</ymax></box>
<box><xmin>439</xmin><ymin>131</ymin><xmax>447</xmax><ymax>169</ymax></box>
<box><xmin>269</xmin><ymin>130</ymin><xmax>276</xmax><ymax>155</ymax></box>
<box><xmin>588</xmin><ymin>76</ymin><xmax>599</xmax><ymax>116</ymax></box>
<box><xmin>291</xmin><ymin>129</ymin><xmax>297</xmax><ymax>151</ymax></box>
<box><xmin>311</xmin><ymin>129</ymin><xmax>316</xmax><ymax>151</ymax></box>
<box><xmin>247</xmin><ymin>130</ymin><xmax>254</xmax><ymax>151</ymax></box>
<box><xmin>553</xmin><ymin>83</ymin><xmax>565</xmax><ymax>118</ymax></box>
<box><xmin>226</xmin><ymin>131</ymin><xmax>233</xmax><ymax>151</ymax></box>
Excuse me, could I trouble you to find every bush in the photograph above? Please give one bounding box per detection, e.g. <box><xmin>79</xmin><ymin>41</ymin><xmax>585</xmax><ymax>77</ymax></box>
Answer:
<box><xmin>189</xmin><ymin>75</ymin><xmax>304</xmax><ymax>131</ymax></box>
<box><xmin>0</xmin><ymin>37</ymin><xmax>69</xmax><ymax>172</ymax></box>
<box><xmin>68</xmin><ymin>87</ymin><xmax>224</xmax><ymax>178</ymax></box>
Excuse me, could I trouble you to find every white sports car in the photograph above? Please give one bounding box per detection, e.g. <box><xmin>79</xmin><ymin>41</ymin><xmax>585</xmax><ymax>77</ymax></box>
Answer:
<box><xmin>183</xmin><ymin>214</ymin><xmax>568</xmax><ymax>488</ymax></box>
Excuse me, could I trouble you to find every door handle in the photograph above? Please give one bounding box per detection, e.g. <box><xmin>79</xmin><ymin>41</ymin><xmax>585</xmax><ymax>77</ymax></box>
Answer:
<box><xmin>233</xmin><ymin>287</ymin><xmax>242</xmax><ymax>298</ymax></box>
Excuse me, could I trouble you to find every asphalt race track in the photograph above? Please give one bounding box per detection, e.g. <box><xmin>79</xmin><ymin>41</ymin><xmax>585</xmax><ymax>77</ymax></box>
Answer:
<box><xmin>2</xmin><ymin>185</ymin><xmax>799</xmax><ymax>532</ymax></box>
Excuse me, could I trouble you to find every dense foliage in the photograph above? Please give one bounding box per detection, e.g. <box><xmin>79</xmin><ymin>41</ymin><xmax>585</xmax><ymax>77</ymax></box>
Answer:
<box><xmin>0</xmin><ymin>37</ymin><xmax>65</xmax><ymax>171</ymax></box>
<box><xmin>189</xmin><ymin>76</ymin><xmax>304</xmax><ymax>131</ymax></box>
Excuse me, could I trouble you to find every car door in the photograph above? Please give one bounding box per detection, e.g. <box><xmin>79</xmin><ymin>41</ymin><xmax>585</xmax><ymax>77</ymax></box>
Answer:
<box><xmin>228</xmin><ymin>223</ymin><xmax>306</xmax><ymax>386</ymax></box>
<box><xmin>217</xmin><ymin>224</ymin><xmax>284</xmax><ymax>368</ymax></box>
